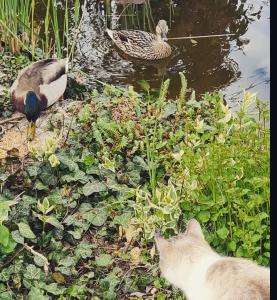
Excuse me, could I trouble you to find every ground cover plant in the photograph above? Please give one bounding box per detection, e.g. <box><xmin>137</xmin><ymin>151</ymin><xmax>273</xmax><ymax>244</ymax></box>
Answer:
<box><xmin>0</xmin><ymin>60</ymin><xmax>270</xmax><ymax>299</ymax></box>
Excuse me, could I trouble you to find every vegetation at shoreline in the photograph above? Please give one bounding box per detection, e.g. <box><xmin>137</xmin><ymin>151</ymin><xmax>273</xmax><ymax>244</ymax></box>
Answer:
<box><xmin>0</xmin><ymin>64</ymin><xmax>270</xmax><ymax>298</ymax></box>
<box><xmin>0</xmin><ymin>1</ymin><xmax>270</xmax><ymax>299</ymax></box>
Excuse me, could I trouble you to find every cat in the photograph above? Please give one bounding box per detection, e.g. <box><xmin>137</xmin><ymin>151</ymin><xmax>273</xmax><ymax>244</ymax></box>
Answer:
<box><xmin>155</xmin><ymin>219</ymin><xmax>270</xmax><ymax>300</ymax></box>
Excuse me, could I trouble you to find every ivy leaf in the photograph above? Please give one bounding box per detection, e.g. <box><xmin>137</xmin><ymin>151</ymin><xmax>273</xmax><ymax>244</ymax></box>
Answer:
<box><xmin>45</xmin><ymin>216</ymin><xmax>64</xmax><ymax>230</ymax></box>
<box><xmin>40</xmin><ymin>282</ymin><xmax>66</xmax><ymax>295</ymax></box>
<box><xmin>83</xmin><ymin>210</ymin><xmax>107</xmax><ymax>226</ymax></box>
<box><xmin>59</xmin><ymin>256</ymin><xmax>77</xmax><ymax>267</ymax></box>
<box><xmin>79</xmin><ymin>203</ymin><xmax>93</xmax><ymax>213</ymax></box>
<box><xmin>24</xmin><ymin>264</ymin><xmax>42</xmax><ymax>280</ymax></box>
<box><xmin>11</xmin><ymin>230</ymin><xmax>24</xmax><ymax>244</ymax></box>
<box><xmin>112</xmin><ymin>212</ymin><xmax>132</xmax><ymax>227</ymax></box>
<box><xmin>95</xmin><ymin>254</ymin><xmax>114</xmax><ymax>267</ymax></box>
<box><xmin>34</xmin><ymin>256</ymin><xmax>45</xmax><ymax>267</ymax></box>
<box><xmin>27</xmin><ymin>287</ymin><xmax>49</xmax><ymax>300</ymax></box>
<box><xmin>75</xmin><ymin>242</ymin><xmax>93</xmax><ymax>259</ymax></box>
<box><xmin>83</xmin><ymin>180</ymin><xmax>107</xmax><ymax>196</ymax></box>
<box><xmin>17</xmin><ymin>222</ymin><xmax>36</xmax><ymax>239</ymax></box>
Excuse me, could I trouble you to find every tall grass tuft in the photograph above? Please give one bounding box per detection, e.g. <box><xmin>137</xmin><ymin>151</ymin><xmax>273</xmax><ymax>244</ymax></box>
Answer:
<box><xmin>0</xmin><ymin>0</ymin><xmax>81</xmax><ymax>60</ymax></box>
<box><xmin>0</xmin><ymin>0</ymin><xmax>32</xmax><ymax>53</ymax></box>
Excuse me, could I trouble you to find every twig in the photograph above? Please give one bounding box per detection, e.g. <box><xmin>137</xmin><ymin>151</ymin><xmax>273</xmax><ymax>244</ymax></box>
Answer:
<box><xmin>0</xmin><ymin>116</ymin><xmax>24</xmax><ymax>126</ymax></box>
<box><xmin>24</xmin><ymin>244</ymin><xmax>49</xmax><ymax>274</ymax></box>
<box><xmin>14</xmin><ymin>190</ymin><xmax>25</xmax><ymax>201</ymax></box>
<box><xmin>168</xmin><ymin>33</ymin><xmax>236</xmax><ymax>40</ymax></box>
<box><xmin>62</xmin><ymin>110</ymin><xmax>76</xmax><ymax>147</ymax></box>
<box><xmin>0</xmin><ymin>246</ymin><xmax>24</xmax><ymax>270</ymax></box>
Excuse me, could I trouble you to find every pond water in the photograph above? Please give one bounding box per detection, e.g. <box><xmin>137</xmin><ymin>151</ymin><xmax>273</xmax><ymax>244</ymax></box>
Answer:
<box><xmin>45</xmin><ymin>0</ymin><xmax>271</xmax><ymax>106</ymax></box>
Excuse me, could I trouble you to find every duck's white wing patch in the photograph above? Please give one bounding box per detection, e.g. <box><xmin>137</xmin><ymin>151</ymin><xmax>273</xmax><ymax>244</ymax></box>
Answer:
<box><xmin>39</xmin><ymin>74</ymin><xmax>67</xmax><ymax>107</ymax></box>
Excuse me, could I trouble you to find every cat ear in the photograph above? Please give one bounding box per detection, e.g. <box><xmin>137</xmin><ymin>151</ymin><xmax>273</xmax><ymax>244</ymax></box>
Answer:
<box><xmin>186</xmin><ymin>219</ymin><xmax>205</xmax><ymax>240</ymax></box>
<box><xmin>155</xmin><ymin>236</ymin><xmax>169</xmax><ymax>253</ymax></box>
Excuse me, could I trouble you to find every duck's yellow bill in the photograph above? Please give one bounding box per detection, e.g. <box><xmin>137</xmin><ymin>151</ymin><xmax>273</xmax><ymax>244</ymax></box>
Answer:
<box><xmin>27</xmin><ymin>121</ymin><xmax>36</xmax><ymax>141</ymax></box>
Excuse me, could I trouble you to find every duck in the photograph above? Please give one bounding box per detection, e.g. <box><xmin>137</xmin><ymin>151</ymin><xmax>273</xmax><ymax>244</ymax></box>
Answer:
<box><xmin>10</xmin><ymin>58</ymin><xmax>68</xmax><ymax>141</ymax></box>
<box><xmin>106</xmin><ymin>20</ymin><xmax>172</xmax><ymax>60</ymax></box>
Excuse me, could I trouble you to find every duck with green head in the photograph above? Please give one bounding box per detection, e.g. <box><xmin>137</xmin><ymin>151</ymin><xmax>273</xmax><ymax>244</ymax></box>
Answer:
<box><xmin>10</xmin><ymin>58</ymin><xmax>68</xmax><ymax>140</ymax></box>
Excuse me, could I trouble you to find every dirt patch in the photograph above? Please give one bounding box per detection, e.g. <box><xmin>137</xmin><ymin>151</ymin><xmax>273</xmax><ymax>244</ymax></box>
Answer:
<box><xmin>0</xmin><ymin>100</ymin><xmax>82</xmax><ymax>161</ymax></box>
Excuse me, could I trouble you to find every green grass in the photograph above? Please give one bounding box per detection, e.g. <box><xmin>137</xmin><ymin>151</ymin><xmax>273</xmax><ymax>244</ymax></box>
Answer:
<box><xmin>0</xmin><ymin>72</ymin><xmax>269</xmax><ymax>299</ymax></box>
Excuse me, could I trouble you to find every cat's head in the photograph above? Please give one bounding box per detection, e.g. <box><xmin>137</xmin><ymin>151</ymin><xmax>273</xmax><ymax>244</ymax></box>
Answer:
<box><xmin>155</xmin><ymin>219</ymin><xmax>211</xmax><ymax>286</ymax></box>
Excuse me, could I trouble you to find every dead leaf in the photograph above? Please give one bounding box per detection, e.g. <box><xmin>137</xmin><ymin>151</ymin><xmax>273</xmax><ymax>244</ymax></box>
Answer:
<box><xmin>150</xmin><ymin>244</ymin><xmax>156</xmax><ymax>259</ymax></box>
<box><xmin>52</xmin><ymin>272</ymin><xmax>66</xmax><ymax>284</ymax></box>
<box><xmin>130</xmin><ymin>247</ymin><xmax>141</xmax><ymax>266</ymax></box>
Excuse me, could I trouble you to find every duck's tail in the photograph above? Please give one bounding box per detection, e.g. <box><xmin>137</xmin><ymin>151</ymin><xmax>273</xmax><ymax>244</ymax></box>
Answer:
<box><xmin>106</xmin><ymin>28</ymin><xmax>114</xmax><ymax>41</ymax></box>
<box><xmin>63</xmin><ymin>57</ymin><xmax>69</xmax><ymax>73</ymax></box>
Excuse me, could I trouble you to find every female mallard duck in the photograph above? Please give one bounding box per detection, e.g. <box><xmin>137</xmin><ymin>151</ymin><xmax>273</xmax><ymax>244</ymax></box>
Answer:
<box><xmin>10</xmin><ymin>58</ymin><xmax>68</xmax><ymax>140</ymax></box>
<box><xmin>106</xmin><ymin>20</ymin><xmax>172</xmax><ymax>60</ymax></box>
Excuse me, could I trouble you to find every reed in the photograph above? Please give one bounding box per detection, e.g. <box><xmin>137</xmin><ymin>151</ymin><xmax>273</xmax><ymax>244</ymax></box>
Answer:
<box><xmin>0</xmin><ymin>0</ymin><xmax>32</xmax><ymax>53</ymax></box>
<box><xmin>0</xmin><ymin>0</ymin><xmax>81</xmax><ymax>60</ymax></box>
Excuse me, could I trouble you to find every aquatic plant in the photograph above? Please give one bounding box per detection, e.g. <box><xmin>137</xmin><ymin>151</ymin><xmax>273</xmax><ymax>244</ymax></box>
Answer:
<box><xmin>0</xmin><ymin>0</ymin><xmax>81</xmax><ymax>59</ymax></box>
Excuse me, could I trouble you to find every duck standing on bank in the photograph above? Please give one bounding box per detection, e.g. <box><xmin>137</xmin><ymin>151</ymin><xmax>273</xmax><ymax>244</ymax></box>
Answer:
<box><xmin>106</xmin><ymin>20</ymin><xmax>172</xmax><ymax>60</ymax></box>
<box><xmin>10</xmin><ymin>58</ymin><xmax>68</xmax><ymax>141</ymax></box>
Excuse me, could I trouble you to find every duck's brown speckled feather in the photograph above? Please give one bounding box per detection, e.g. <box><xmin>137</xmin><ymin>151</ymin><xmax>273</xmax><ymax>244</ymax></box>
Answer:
<box><xmin>107</xmin><ymin>29</ymin><xmax>172</xmax><ymax>60</ymax></box>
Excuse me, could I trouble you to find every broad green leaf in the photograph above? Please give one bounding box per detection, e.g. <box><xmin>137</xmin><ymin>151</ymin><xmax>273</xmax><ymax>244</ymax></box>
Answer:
<box><xmin>197</xmin><ymin>211</ymin><xmax>210</xmax><ymax>222</ymax></box>
<box><xmin>0</xmin><ymin>237</ymin><xmax>16</xmax><ymax>254</ymax></box>
<box><xmin>162</xmin><ymin>102</ymin><xmax>177</xmax><ymax>119</ymax></box>
<box><xmin>83</xmin><ymin>180</ymin><xmax>107</xmax><ymax>196</ymax></box>
<box><xmin>227</xmin><ymin>241</ymin><xmax>237</xmax><ymax>252</ymax></box>
<box><xmin>17</xmin><ymin>222</ymin><xmax>36</xmax><ymax>239</ymax></box>
<box><xmin>138</xmin><ymin>80</ymin><xmax>150</xmax><ymax>92</ymax></box>
<box><xmin>95</xmin><ymin>254</ymin><xmax>114</xmax><ymax>267</ymax></box>
<box><xmin>216</xmin><ymin>227</ymin><xmax>229</xmax><ymax>240</ymax></box>
<box><xmin>0</xmin><ymin>225</ymin><xmax>9</xmax><ymax>247</ymax></box>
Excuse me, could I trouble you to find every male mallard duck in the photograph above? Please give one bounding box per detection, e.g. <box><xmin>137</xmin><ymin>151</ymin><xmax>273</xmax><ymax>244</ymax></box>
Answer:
<box><xmin>10</xmin><ymin>58</ymin><xmax>68</xmax><ymax>140</ymax></box>
<box><xmin>106</xmin><ymin>20</ymin><xmax>172</xmax><ymax>60</ymax></box>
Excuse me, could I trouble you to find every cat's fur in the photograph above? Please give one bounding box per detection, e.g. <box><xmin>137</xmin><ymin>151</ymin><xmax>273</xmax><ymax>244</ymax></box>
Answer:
<box><xmin>155</xmin><ymin>219</ymin><xmax>270</xmax><ymax>300</ymax></box>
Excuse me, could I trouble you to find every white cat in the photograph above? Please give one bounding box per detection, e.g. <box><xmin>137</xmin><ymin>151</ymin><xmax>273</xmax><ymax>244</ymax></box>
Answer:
<box><xmin>155</xmin><ymin>219</ymin><xmax>270</xmax><ymax>300</ymax></box>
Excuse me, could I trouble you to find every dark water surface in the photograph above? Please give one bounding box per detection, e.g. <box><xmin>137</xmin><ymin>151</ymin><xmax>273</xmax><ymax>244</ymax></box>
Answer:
<box><xmin>45</xmin><ymin>0</ymin><xmax>271</xmax><ymax>106</ymax></box>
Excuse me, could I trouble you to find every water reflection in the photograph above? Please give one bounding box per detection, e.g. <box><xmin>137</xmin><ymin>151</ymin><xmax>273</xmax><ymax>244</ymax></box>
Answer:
<box><xmin>73</xmin><ymin>0</ymin><xmax>269</xmax><ymax>103</ymax></box>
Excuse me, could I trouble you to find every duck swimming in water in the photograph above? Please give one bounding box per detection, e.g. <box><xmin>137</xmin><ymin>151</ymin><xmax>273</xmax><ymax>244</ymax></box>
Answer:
<box><xmin>106</xmin><ymin>20</ymin><xmax>172</xmax><ymax>60</ymax></box>
<box><xmin>10</xmin><ymin>58</ymin><xmax>68</xmax><ymax>140</ymax></box>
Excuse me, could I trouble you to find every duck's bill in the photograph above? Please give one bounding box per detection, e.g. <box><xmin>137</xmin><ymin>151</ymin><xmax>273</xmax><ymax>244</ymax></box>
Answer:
<box><xmin>27</xmin><ymin>121</ymin><xmax>36</xmax><ymax>141</ymax></box>
<box><xmin>162</xmin><ymin>33</ymin><xmax>168</xmax><ymax>41</ymax></box>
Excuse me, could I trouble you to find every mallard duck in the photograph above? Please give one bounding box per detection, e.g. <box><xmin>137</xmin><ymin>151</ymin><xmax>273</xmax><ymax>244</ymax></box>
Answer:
<box><xmin>10</xmin><ymin>58</ymin><xmax>68</xmax><ymax>140</ymax></box>
<box><xmin>106</xmin><ymin>20</ymin><xmax>172</xmax><ymax>60</ymax></box>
